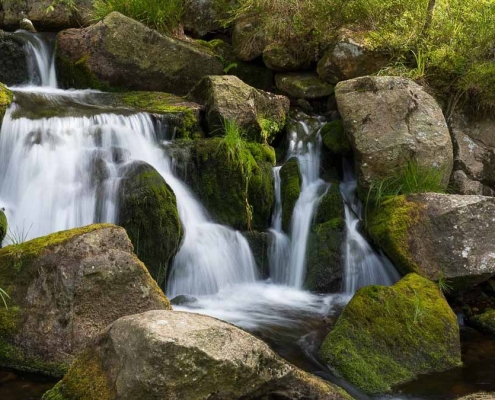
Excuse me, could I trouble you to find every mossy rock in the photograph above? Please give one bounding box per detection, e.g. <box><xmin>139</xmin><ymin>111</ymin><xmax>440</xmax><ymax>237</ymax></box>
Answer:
<box><xmin>118</xmin><ymin>162</ymin><xmax>182</xmax><ymax>287</ymax></box>
<box><xmin>305</xmin><ymin>184</ymin><xmax>345</xmax><ymax>293</ymax></box>
<box><xmin>188</xmin><ymin>75</ymin><xmax>289</xmax><ymax>144</ymax></box>
<box><xmin>280</xmin><ymin>158</ymin><xmax>302</xmax><ymax>233</ymax></box>
<box><xmin>275</xmin><ymin>73</ymin><xmax>335</xmax><ymax>99</ymax></box>
<box><xmin>192</xmin><ymin>138</ymin><xmax>275</xmax><ymax>230</ymax></box>
<box><xmin>243</xmin><ymin>231</ymin><xmax>271</xmax><ymax>278</ymax></box>
<box><xmin>319</xmin><ymin>273</ymin><xmax>462</xmax><ymax>394</ymax></box>
<box><xmin>0</xmin><ymin>82</ymin><xmax>13</xmax><ymax>126</ymax></box>
<box><xmin>0</xmin><ymin>224</ymin><xmax>170</xmax><ymax>377</ymax></box>
<box><xmin>0</xmin><ymin>209</ymin><xmax>7</xmax><ymax>244</ymax></box>
<box><xmin>471</xmin><ymin>308</ymin><xmax>495</xmax><ymax>335</ymax></box>
<box><xmin>321</xmin><ymin>120</ymin><xmax>351</xmax><ymax>156</ymax></box>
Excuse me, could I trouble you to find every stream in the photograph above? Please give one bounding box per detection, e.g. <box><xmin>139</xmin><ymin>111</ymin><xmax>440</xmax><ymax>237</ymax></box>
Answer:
<box><xmin>0</xmin><ymin>31</ymin><xmax>494</xmax><ymax>400</ymax></box>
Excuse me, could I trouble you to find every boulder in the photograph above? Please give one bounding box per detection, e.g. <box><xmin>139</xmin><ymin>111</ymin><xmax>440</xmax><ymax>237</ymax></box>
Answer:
<box><xmin>321</xmin><ymin>120</ymin><xmax>351</xmax><ymax>156</ymax></box>
<box><xmin>0</xmin><ymin>83</ymin><xmax>13</xmax><ymax>126</ymax></box>
<box><xmin>0</xmin><ymin>31</ymin><xmax>28</xmax><ymax>86</ymax></box>
<box><xmin>182</xmin><ymin>0</ymin><xmax>232</xmax><ymax>38</ymax></box>
<box><xmin>263</xmin><ymin>43</ymin><xmax>311</xmax><ymax>72</ymax></box>
<box><xmin>56</xmin><ymin>12</ymin><xmax>224</xmax><ymax>94</ymax></box>
<box><xmin>305</xmin><ymin>183</ymin><xmax>345</xmax><ymax>293</ymax></box>
<box><xmin>280</xmin><ymin>157</ymin><xmax>302</xmax><ymax>233</ymax></box>
<box><xmin>451</xmin><ymin>170</ymin><xmax>494</xmax><ymax>197</ymax></box>
<box><xmin>0</xmin><ymin>0</ymin><xmax>93</xmax><ymax>30</ymax></box>
<box><xmin>317</xmin><ymin>30</ymin><xmax>389</xmax><ymax>83</ymax></box>
<box><xmin>117</xmin><ymin>162</ymin><xmax>182</xmax><ymax>287</ymax></box>
<box><xmin>336</xmin><ymin>76</ymin><xmax>453</xmax><ymax>191</ymax></box>
<box><xmin>276</xmin><ymin>73</ymin><xmax>335</xmax><ymax>99</ymax></box>
<box><xmin>367</xmin><ymin>193</ymin><xmax>495</xmax><ymax>290</ymax></box>
<box><xmin>471</xmin><ymin>308</ymin><xmax>495</xmax><ymax>335</ymax></box>
<box><xmin>232</xmin><ymin>16</ymin><xmax>267</xmax><ymax>61</ymax></box>
<box><xmin>450</xmin><ymin>114</ymin><xmax>495</xmax><ymax>195</ymax></box>
<box><xmin>0</xmin><ymin>209</ymin><xmax>7</xmax><ymax>244</ymax></box>
<box><xmin>0</xmin><ymin>224</ymin><xmax>171</xmax><ymax>377</ymax></box>
<box><xmin>319</xmin><ymin>273</ymin><xmax>461</xmax><ymax>394</ymax></box>
<box><xmin>192</xmin><ymin>138</ymin><xmax>275</xmax><ymax>230</ymax></box>
<box><xmin>188</xmin><ymin>75</ymin><xmax>289</xmax><ymax>143</ymax></box>
<box><xmin>43</xmin><ymin>310</ymin><xmax>352</xmax><ymax>400</ymax></box>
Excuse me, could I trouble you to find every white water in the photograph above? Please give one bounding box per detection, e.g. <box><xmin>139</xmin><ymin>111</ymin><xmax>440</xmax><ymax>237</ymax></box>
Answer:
<box><xmin>340</xmin><ymin>160</ymin><xmax>400</xmax><ymax>293</ymax></box>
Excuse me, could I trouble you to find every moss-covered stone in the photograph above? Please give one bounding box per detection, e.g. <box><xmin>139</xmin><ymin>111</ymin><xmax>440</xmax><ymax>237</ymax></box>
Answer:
<box><xmin>188</xmin><ymin>75</ymin><xmax>289</xmax><ymax>144</ymax></box>
<box><xmin>193</xmin><ymin>138</ymin><xmax>275</xmax><ymax>230</ymax></box>
<box><xmin>305</xmin><ymin>184</ymin><xmax>345</xmax><ymax>293</ymax></box>
<box><xmin>0</xmin><ymin>82</ymin><xmax>13</xmax><ymax>127</ymax></box>
<box><xmin>0</xmin><ymin>224</ymin><xmax>171</xmax><ymax>377</ymax></box>
<box><xmin>280</xmin><ymin>158</ymin><xmax>302</xmax><ymax>233</ymax></box>
<box><xmin>0</xmin><ymin>209</ymin><xmax>7</xmax><ymax>244</ymax></box>
<box><xmin>471</xmin><ymin>308</ymin><xmax>495</xmax><ymax>335</ymax></box>
<box><xmin>319</xmin><ymin>273</ymin><xmax>462</xmax><ymax>394</ymax></box>
<box><xmin>118</xmin><ymin>162</ymin><xmax>182</xmax><ymax>287</ymax></box>
<box><xmin>275</xmin><ymin>73</ymin><xmax>335</xmax><ymax>99</ymax></box>
<box><xmin>321</xmin><ymin>120</ymin><xmax>351</xmax><ymax>156</ymax></box>
<box><xmin>243</xmin><ymin>231</ymin><xmax>271</xmax><ymax>278</ymax></box>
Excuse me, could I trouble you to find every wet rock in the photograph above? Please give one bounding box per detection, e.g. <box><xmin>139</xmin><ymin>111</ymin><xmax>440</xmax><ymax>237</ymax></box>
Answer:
<box><xmin>450</xmin><ymin>114</ymin><xmax>495</xmax><ymax>195</ymax></box>
<box><xmin>0</xmin><ymin>83</ymin><xmax>13</xmax><ymax>126</ymax></box>
<box><xmin>0</xmin><ymin>224</ymin><xmax>171</xmax><ymax>377</ymax></box>
<box><xmin>0</xmin><ymin>209</ymin><xmax>7</xmax><ymax>244</ymax></box>
<box><xmin>0</xmin><ymin>0</ymin><xmax>93</xmax><ymax>30</ymax></box>
<box><xmin>243</xmin><ymin>230</ymin><xmax>271</xmax><ymax>278</ymax></box>
<box><xmin>280</xmin><ymin>157</ymin><xmax>302</xmax><ymax>233</ymax></box>
<box><xmin>321</xmin><ymin>120</ymin><xmax>351</xmax><ymax>156</ymax></box>
<box><xmin>276</xmin><ymin>73</ymin><xmax>335</xmax><ymax>99</ymax></box>
<box><xmin>263</xmin><ymin>43</ymin><xmax>311</xmax><ymax>72</ymax></box>
<box><xmin>471</xmin><ymin>308</ymin><xmax>495</xmax><ymax>335</ymax></box>
<box><xmin>336</xmin><ymin>76</ymin><xmax>453</xmax><ymax>191</ymax></box>
<box><xmin>305</xmin><ymin>184</ymin><xmax>345</xmax><ymax>293</ymax></box>
<box><xmin>19</xmin><ymin>18</ymin><xmax>36</xmax><ymax>33</ymax></box>
<box><xmin>367</xmin><ymin>193</ymin><xmax>495</xmax><ymax>290</ymax></box>
<box><xmin>170</xmin><ymin>295</ymin><xmax>198</xmax><ymax>306</ymax></box>
<box><xmin>317</xmin><ymin>30</ymin><xmax>389</xmax><ymax>83</ymax></box>
<box><xmin>319</xmin><ymin>273</ymin><xmax>461</xmax><ymax>394</ymax></box>
<box><xmin>0</xmin><ymin>32</ymin><xmax>28</xmax><ymax>86</ymax></box>
<box><xmin>56</xmin><ymin>12</ymin><xmax>224</xmax><ymax>94</ymax></box>
<box><xmin>44</xmin><ymin>310</ymin><xmax>352</xmax><ymax>400</ymax></box>
<box><xmin>117</xmin><ymin>161</ymin><xmax>182</xmax><ymax>287</ymax></box>
<box><xmin>188</xmin><ymin>75</ymin><xmax>289</xmax><ymax>144</ymax></box>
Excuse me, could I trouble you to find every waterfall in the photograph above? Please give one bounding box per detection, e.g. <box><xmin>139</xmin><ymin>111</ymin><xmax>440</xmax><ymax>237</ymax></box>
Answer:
<box><xmin>14</xmin><ymin>31</ymin><xmax>57</xmax><ymax>88</ymax></box>
<box><xmin>340</xmin><ymin>160</ymin><xmax>400</xmax><ymax>293</ymax></box>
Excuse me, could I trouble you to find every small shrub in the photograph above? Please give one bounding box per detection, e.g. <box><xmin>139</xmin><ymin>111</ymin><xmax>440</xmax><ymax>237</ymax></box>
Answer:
<box><xmin>92</xmin><ymin>0</ymin><xmax>183</xmax><ymax>33</ymax></box>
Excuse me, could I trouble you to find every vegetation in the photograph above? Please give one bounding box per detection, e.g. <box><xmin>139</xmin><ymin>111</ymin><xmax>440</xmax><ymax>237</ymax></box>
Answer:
<box><xmin>92</xmin><ymin>0</ymin><xmax>183</xmax><ymax>33</ymax></box>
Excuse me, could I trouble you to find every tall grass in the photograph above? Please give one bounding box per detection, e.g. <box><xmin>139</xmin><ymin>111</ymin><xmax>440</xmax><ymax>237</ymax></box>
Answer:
<box><xmin>365</xmin><ymin>161</ymin><xmax>446</xmax><ymax>211</ymax></box>
<box><xmin>92</xmin><ymin>0</ymin><xmax>183</xmax><ymax>33</ymax></box>
<box><xmin>0</xmin><ymin>288</ymin><xmax>9</xmax><ymax>309</ymax></box>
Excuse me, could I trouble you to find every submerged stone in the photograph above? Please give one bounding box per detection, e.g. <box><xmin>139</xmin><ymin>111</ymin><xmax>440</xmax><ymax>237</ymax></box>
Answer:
<box><xmin>321</xmin><ymin>120</ymin><xmax>351</xmax><ymax>156</ymax></box>
<box><xmin>367</xmin><ymin>193</ymin><xmax>495</xmax><ymax>290</ymax></box>
<box><xmin>56</xmin><ymin>12</ymin><xmax>224</xmax><ymax>94</ymax></box>
<box><xmin>117</xmin><ymin>161</ymin><xmax>182</xmax><ymax>287</ymax></box>
<box><xmin>319</xmin><ymin>273</ymin><xmax>461</xmax><ymax>394</ymax></box>
<box><xmin>170</xmin><ymin>295</ymin><xmax>198</xmax><ymax>306</ymax></box>
<box><xmin>43</xmin><ymin>310</ymin><xmax>352</xmax><ymax>400</ymax></box>
<box><xmin>0</xmin><ymin>224</ymin><xmax>171</xmax><ymax>377</ymax></box>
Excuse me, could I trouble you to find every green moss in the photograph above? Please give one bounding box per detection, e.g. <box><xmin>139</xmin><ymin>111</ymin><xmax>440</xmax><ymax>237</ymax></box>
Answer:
<box><xmin>0</xmin><ymin>83</ymin><xmax>13</xmax><ymax>127</ymax></box>
<box><xmin>194</xmin><ymin>138</ymin><xmax>275</xmax><ymax>230</ymax></box>
<box><xmin>118</xmin><ymin>164</ymin><xmax>182</xmax><ymax>287</ymax></box>
<box><xmin>0</xmin><ymin>209</ymin><xmax>7</xmax><ymax>243</ymax></box>
<box><xmin>366</xmin><ymin>195</ymin><xmax>424</xmax><ymax>276</ymax></box>
<box><xmin>280</xmin><ymin>158</ymin><xmax>302</xmax><ymax>232</ymax></box>
<box><xmin>42</xmin><ymin>351</ymin><xmax>112</xmax><ymax>400</ymax></box>
<box><xmin>321</xmin><ymin>120</ymin><xmax>351</xmax><ymax>155</ymax></box>
<box><xmin>55</xmin><ymin>52</ymin><xmax>111</xmax><ymax>91</ymax></box>
<box><xmin>471</xmin><ymin>308</ymin><xmax>495</xmax><ymax>335</ymax></box>
<box><xmin>319</xmin><ymin>273</ymin><xmax>462</xmax><ymax>394</ymax></box>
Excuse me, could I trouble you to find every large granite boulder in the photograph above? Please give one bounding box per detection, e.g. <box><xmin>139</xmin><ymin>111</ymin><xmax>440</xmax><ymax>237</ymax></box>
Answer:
<box><xmin>0</xmin><ymin>82</ymin><xmax>13</xmax><ymax>126</ymax></box>
<box><xmin>0</xmin><ymin>224</ymin><xmax>171</xmax><ymax>377</ymax></box>
<box><xmin>450</xmin><ymin>114</ymin><xmax>495</xmax><ymax>195</ymax></box>
<box><xmin>367</xmin><ymin>193</ymin><xmax>495</xmax><ymax>290</ymax></box>
<box><xmin>317</xmin><ymin>30</ymin><xmax>389</xmax><ymax>84</ymax></box>
<box><xmin>0</xmin><ymin>0</ymin><xmax>92</xmax><ymax>30</ymax></box>
<box><xmin>336</xmin><ymin>76</ymin><xmax>453</xmax><ymax>191</ymax></box>
<box><xmin>117</xmin><ymin>161</ymin><xmax>182</xmax><ymax>287</ymax></box>
<box><xmin>319</xmin><ymin>274</ymin><xmax>461</xmax><ymax>394</ymax></box>
<box><xmin>56</xmin><ymin>12</ymin><xmax>224</xmax><ymax>94</ymax></box>
<box><xmin>188</xmin><ymin>75</ymin><xmax>289</xmax><ymax>143</ymax></box>
<box><xmin>44</xmin><ymin>310</ymin><xmax>352</xmax><ymax>400</ymax></box>
<box><xmin>0</xmin><ymin>32</ymin><xmax>28</xmax><ymax>86</ymax></box>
